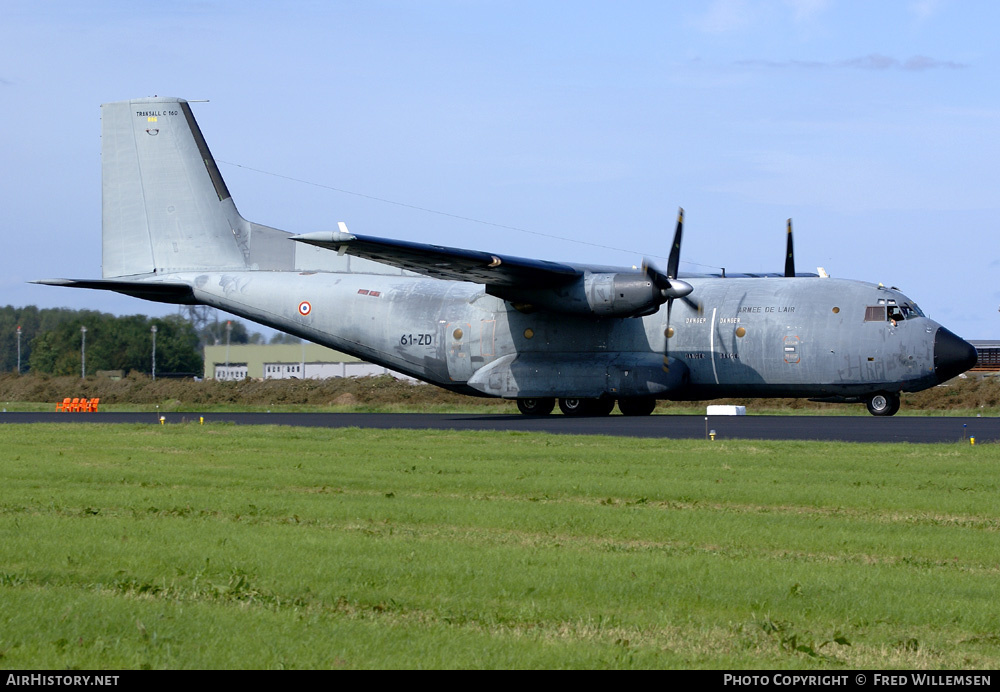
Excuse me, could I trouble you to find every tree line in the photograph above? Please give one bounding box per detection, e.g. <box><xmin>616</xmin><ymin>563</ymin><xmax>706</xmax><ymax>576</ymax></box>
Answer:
<box><xmin>0</xmin><ymin>306</ymin><xmax>300</xmax><ymax>376</ymax></box>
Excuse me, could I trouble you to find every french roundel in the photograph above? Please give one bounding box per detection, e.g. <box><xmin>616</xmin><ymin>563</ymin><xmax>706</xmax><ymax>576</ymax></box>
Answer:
<box><xmin>298</xmin><ymin>301</ymin><xmax>312</xmax><ymax>316</ymax></box>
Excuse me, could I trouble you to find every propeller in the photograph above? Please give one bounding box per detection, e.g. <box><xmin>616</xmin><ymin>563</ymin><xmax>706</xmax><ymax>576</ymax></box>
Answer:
<box><xmin>784</xmin><ymin>218</ymin><xmax>795</xmax><ymax>277</ymax></box>
<box><xmin>642</xmin><ymin>209</ymin><xmax>695</xmax><ymax>373</ymax></box>
<box><xmin>641</xmin><ymin>209</ymin><xmax>693</xmax><ymax>299</ymax></box>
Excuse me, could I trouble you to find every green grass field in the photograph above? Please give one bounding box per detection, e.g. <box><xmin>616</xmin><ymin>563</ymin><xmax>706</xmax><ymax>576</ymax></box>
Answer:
<box><xmin>1</xmin><ymin>423</ymin><xmax>998</xmax><ymax>669</ymax></box>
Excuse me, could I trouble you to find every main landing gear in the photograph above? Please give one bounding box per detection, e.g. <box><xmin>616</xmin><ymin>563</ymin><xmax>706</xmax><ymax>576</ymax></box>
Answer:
<box><xmin>515</xmin><ymin>397</ymin><xmax>658</xmax><ymax>417</ymax></box>
<box><xmin>518</xmin><ymin>393</ymin><xmax>904</xmax><ymax>417</ymax></box>
<box><xmin>558</xmin><ymin>397</ymin><xmax>616</xmax><ymax>417</ymax></box>
<box><xmin>515</xmin><ymin>398</ymin><xmax>556</xmax><ymax>416</ymax></box>
<box><xmin>617</xmin><ymin>397</ymin><xmax>657</xmax><ymax>416</ymax></box>
<box><xmin>865</xmin><ymin>391</ymin><xmax>900</xmax><ymax>416</ymax></box>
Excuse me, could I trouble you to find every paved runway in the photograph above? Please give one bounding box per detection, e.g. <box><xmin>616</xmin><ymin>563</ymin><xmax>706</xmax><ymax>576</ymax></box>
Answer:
<box><xmin>2</xmin><ymin>411</ymin><xmax>997</xmax><ymax>443</ymax></box>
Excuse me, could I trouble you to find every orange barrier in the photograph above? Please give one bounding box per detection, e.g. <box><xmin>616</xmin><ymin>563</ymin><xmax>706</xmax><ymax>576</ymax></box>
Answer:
<box><xmin>55</xmin><ymin>397</ymin><xmax>100</xmax><ymax>412</ymax></box>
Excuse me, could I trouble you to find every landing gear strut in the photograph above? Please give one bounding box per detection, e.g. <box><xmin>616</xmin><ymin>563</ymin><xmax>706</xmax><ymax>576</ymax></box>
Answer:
<box><xmin>865</xmin><ymin>392</ymin><xmax>900</xmax><ymax>417</ymax></box>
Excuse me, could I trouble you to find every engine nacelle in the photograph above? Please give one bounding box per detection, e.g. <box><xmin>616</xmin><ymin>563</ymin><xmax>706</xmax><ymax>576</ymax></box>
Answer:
<box><xmin>489</xmin><ymin>272</ymin><xmax>668</xmax><ymax>318</ymax></box>
<box><xmin>585</xmin><ymin>273</ymin><xmax>665</xmax><ymax>317</ymax></box>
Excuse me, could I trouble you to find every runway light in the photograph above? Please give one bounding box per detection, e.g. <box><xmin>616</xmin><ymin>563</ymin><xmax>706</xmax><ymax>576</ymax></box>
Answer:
<box><xmin>709</xmin><ymin>429</ymin><xmax>717</xmax><ymax>441</ymax></box>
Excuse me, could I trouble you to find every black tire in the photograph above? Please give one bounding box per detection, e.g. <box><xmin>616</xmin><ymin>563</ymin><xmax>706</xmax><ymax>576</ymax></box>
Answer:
<box><xmin>618</xmin><ymin>397</ymin><xmax>656</xmax><ymax>416</ymax></box>
<box><xmin>865</xmin><ymin>392</ymin><xmax>900</xmax><ymax>416</ymax></box>
<box><xmin>558</xmin><ymin>398</ymin><xmax>589</xmax><ymax>416</ymax></box>
<box><xmin>559</xmin><ymin>397</ymin><xmax>615</xmax><ymax>417</ymax></box>
<box><xmin>516</xmin><ymin>397</ymin><xmax>555</xmax><ymax>416</ymax></box>
<box><xmin>590</xmin><ymin>397</ymin><xmax>616</xmax><ymax>416</ymax></box>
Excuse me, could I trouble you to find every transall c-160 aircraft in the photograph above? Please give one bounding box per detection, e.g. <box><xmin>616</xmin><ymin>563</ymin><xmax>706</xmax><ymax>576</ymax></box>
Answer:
<box><xmin>38</xmin><ymin>97</ymin><xmax>977</xmax><ymax>416</ymax></box>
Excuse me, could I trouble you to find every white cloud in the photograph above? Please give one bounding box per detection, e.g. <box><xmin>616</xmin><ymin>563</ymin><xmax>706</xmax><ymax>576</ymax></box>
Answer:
<box><xmin>783</xmin><ymin>0</ymin><xmax>831</xmax><ymax>23</ymax></box>
<box><xmin>695</xmin><ymin>0</ymin><xmax>832</xmax><ymax>33</ymax></box>
<box><xmin>735</xmin><ymin>54</ymin><xmax>966</xmax><ymax>70</ymax></box>
<box><xmin>694</xmin><ymin>0</ymin><xmax>755</xmax><ymax>34</ymax></box>
<box><xmin>901</xmin><ymin>55</ymin><xmax>965</xmax><ymax>71</ymax></box>
<box><xmin>909</xmin><ymin>0</ymin><xmax>944</xmax><ymax>22</ymax></box>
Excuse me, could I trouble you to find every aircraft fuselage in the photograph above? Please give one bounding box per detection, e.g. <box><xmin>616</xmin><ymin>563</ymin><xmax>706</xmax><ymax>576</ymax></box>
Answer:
<box><xmin>173</xmin><ymin>270</ymin><xmax>952</xmax><ymax>401</ymax></box>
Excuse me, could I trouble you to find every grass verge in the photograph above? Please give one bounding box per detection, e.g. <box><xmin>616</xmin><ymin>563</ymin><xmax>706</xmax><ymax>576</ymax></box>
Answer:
<box><xmin>2</xmin><ymin>372</ymin><xmax>999</xmax><ymax>415</ymax></box>
<box><xmin>1</xmin><ymin>424</ymin><xmax>998</xmax><ymax>668</ymax></box>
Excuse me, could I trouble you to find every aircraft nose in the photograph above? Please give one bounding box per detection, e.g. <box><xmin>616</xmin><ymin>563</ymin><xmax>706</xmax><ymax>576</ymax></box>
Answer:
<box><xmin>934</xmin><ymin>327</ymin><xmax>978</xmax><ymax>382</ymax></box>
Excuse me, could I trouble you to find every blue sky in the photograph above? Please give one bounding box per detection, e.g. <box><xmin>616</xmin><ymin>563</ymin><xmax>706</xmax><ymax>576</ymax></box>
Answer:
<box><xmin>2</xmin><ymin>0</ymin><xmax>998</xmax><ymax>338</ymax></box>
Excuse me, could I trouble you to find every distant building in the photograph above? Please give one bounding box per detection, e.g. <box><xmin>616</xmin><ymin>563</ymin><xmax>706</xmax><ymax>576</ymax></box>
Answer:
<box><xmin>969</xmin><ymin>341</ymin><xmax>1000</xmax><ymax>373</ymax></box>
<box><xmin>203</xmin><ymin>344</ymin><xmax>417</xmax><ymax>382</ymax></box>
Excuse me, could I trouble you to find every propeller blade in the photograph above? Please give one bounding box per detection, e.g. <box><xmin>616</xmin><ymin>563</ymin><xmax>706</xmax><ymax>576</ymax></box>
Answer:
<box><xmin>663</xmin><ymin>297</ymin><xmax>673</xmax><ymax>373</ymax></box>
<box><xmin>642</xmin><ymin>258</ymin><xmax>672</xmax><ymax>290</ymax></box>
<box><xmin>667</xmin><ymin>208</ymin><xmax>684</xmax><ymax>280</ymax></box>
<box><xmin>784</xmin><ymin>218</ymin><xmax>795</xmax><ymax>278</ymax></box>
<box><xmin>643</xmin><ymin>258</ymin><xmax>693</xmax><ymax>298</ymax></box>
<box><xmin>645</xmin><ymin>208</ymin><xmax>692</xmax><ymax>301</ymax></box>
<box><xmin>662</xmin><ymin>208</ymin><xmax>690</xmax><ymax>373</ymax></box>
<box><xmin>680</xmin><ymin>295</ymin><xmax>703</xmax><ymax>314</ymax></box>
<box><xmin>652</xmin><ymin>207</ymin><xmax>693</xmax><ymax>373</ymax></box>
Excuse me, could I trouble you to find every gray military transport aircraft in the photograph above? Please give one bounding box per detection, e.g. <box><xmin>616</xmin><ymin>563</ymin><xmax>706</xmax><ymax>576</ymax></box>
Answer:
<box><xmin>38</xmin><ymin>97</ymin><xmax>977</xmax><ymax>416</ymax></box>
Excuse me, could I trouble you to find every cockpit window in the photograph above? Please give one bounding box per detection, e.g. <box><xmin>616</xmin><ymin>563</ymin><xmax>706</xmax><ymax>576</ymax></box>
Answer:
<box><xmin>865</xmin><ymin>306</ymin><xmax>886</xmax><ymax>322</ymax></box>
<box><xmin>887</xmin><ymin>303</ymin><xmax>924</xmax><ymax>323</ymax></box>
<box><xmin>869</xmin><ymin>297</ymin><xmax>924</xmax><ymax>324</ymax></box>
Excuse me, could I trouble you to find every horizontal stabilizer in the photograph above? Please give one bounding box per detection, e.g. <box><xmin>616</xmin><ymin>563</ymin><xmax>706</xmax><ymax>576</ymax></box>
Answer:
<box><xmin>33</xmin><ymin>279</ymin><xmax>197</xmax><ymax>305</ymax></box>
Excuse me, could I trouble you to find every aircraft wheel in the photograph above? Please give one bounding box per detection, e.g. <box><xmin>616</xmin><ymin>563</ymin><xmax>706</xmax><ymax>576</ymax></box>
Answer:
<box><xmin>590</xmin><ymin>397</ymin><xmax>616</xmax><ymax>416</ymax></box>
<box><xmin>865</xmin><ymin>392</ymin><xmax>900</xmax><ymax>416</ymax></box>
<box><xmin>559</xmin><ymin>398</ymin><xmax>614</xmax><ymax>417</ymax></box>
<box><xmin>516</xmin><ymin>398</ymin><xmax>555</xmax><ymax>416</ymax></box>
<box><xmin>558</xmin><ymin>398</ymin><xmax>589</xmax><ymax>416</ymax></box>
<box><xmin>618</xmin><ymin>397</ymin><xmax>656</xmax><ymax>416</ymax></box>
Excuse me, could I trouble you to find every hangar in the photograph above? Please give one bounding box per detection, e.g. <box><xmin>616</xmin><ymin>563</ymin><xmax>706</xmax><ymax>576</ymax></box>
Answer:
<box><xmin>969</xmin><ymin>341</ymin><xmax>1000</xmax><ymax>373</ymax></box>
<box><xmin>203</xmin><ymin>344</ymin><xmax>416</xmax><ymax>382</ymax></box>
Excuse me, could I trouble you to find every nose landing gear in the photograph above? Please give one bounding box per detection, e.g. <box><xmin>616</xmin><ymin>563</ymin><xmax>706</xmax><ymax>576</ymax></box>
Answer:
<box><xmin>865</xmin><ymin>392</ymin><xmax>900</xmax><ymax>416</ymax></box>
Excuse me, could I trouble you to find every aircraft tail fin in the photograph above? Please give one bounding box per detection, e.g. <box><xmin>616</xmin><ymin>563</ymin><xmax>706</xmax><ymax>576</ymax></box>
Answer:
<box><xmin>100</xmin><ymin>97</ymin><xmax>294</xmax><ymax>278</ymax></box>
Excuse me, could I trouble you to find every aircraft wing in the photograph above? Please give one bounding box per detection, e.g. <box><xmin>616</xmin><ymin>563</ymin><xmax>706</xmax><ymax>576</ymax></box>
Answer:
<box><xmin>291</xmin><ymin>227</ymin><xmax>582</xmax><ymax>288</ymax></box>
